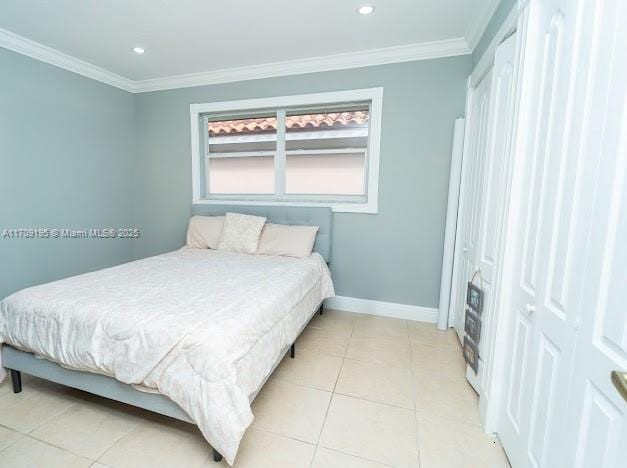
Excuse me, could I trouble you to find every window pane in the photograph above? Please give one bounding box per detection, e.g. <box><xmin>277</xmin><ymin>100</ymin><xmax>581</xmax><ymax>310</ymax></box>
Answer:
<box><xmin>285</xmin><ymin>108</ymin><xmax>369</xmax><ymax>195</ymax></box>
<box><xmin>208</xmin><ymin>156</ymin><xmax>274</xmax><ymax>194</ymax></box>
<box><xmin>286</xmin><ymin>152</ymin><xmax>365</xmax><ymax>195</ymax></box>
<box><xmin>206</xmin><ymin>114</ymin><xmax>276</xmax><ymax>195</ymax></box>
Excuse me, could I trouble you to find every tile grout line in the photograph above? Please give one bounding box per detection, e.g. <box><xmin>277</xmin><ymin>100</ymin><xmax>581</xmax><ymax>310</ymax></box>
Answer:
<box><xmin>410</xmin><ymin>323</ymin><xmax>495</xmax><ymax>466</ymax></box>
<box><xmin>25</xmin><ymin>434</ymin><xmax>95</xmax><ymax>463</ymax></box>
<box><xmin>308</xmin><ymin>315</ymin><xmax>355</xmax><ymax>468</ymax></box>
<box><xmin>0</xmin><ymin>425</ymin><xmax>22</xmax><ymax>455</ymax></box>
<box><xmin>246</xmin><ymin>425</ymin><xmax>318</xmax><ymax>446</ymax></box>
<box><xmin>94</xmin><ymin>426</ymin><xmax>140</xmax><ymax>466</ymax></box>
<box><xmin>30</xmin><ymin>414</ymin><xmax>144</xmax><ymax>466</ymax></box>
<box><xmin>336</xmin><ymin>354</ymin><xmax>411</xmax><ymax>370</ymax></box>
<box><xmin>247</xmin><ymin>313</ymin><xmax>410</xmax><ymax>466</ymax></box>
<box><xmin>331</xmin><ymin>389</ymin><xmax>414</xmax><ymax>411</ymax></box>
<box><xmin>316</xmin><ymin>316</ymin><xmax>417</xmax><ymax>467</ymax></box>
<box><xmin>321</xmin><ymin>446</ymin><xmax>397</xmax><ymax>468</ymax></box>
<box><xmin>247</xmin><ymin>313</ymin><xmax>354</xmax><ymax>468</ymax></box>
<box><xmin>260</xmin><ymin>315</ymin><xmax>418</xmax><ymax>467</ymax></box>
<box><xmin>0</xmin><ymin>385</ymin><xmax>138</xmax><ymax>465</ymax></box>
<box><xmin>308</xmin><ymin>315</ymin><xmax>411</xmax><ymax>468</ymax></box>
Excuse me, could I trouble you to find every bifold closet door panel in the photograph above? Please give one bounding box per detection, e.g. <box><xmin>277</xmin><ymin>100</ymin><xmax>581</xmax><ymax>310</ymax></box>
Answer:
<box><xmin>470</xmin><ymin>30</ymin><xmax>519</xmax><ymax>402</ymax></box>
<box><xmin>497</xmin><ymin>0</ymin><xmax>627</xmax><ymax>467</ymax></box>
<box><xmin>450</xmin><ymin>69</ymin><xmax>493</xmax><ymax>342</ymax></box>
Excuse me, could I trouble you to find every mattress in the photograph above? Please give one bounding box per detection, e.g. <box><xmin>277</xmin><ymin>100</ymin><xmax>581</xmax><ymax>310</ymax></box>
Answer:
<box><xmin>0</xmin><ymin>248</ymin><xmax>334</xmax><ymax>464</ymax></box>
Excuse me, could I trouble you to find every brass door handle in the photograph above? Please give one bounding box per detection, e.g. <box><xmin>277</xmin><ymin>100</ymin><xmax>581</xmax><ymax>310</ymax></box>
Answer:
<box><xmin>611</xmin><ymin>371</ymin><xmax>627</xmax><ymax>402</ymax></box>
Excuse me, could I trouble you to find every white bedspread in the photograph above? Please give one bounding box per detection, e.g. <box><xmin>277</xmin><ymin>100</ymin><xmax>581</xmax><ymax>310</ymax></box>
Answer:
<box><xmin>0</xmin><ymin>248</ymin><xmax>334</xmax><ymax>465</ymax></box>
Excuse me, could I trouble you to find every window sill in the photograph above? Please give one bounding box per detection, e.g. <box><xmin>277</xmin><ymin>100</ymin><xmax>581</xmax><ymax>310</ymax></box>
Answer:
<box><xmin>192</xmin><ymin>198</ymin><xmax>377</xmax><ymax>214</ymax></box>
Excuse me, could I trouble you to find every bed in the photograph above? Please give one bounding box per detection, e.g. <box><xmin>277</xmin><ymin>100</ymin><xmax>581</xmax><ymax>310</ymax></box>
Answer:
<box><xmin>0</xmin><ymin>205</ymin><xmax>334</xmax><ymax>465</ymax></box>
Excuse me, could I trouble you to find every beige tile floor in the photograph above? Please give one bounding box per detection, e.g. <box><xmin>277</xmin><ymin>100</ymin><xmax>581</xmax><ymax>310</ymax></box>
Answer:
<box><xmin>0</xmin><ymin>310</ymin><xmax>510</xmax><ymax>468</ymax></box>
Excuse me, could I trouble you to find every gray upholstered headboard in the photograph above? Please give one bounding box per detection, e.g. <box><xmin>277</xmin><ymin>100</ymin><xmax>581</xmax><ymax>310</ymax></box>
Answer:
<box><xmin>191</xmin><ymin>205</ymin><xmax>333</xmax><ymax>262</ymax></box>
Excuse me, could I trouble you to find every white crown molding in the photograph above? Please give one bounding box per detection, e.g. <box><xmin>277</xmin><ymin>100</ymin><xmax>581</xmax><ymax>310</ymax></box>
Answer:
<box><xmin>131</xmin><ymin>38</ymin><xmax>471</xmax><ymax>93</ymax></box>
<box><xmin>324</xmin><ymin>295</ymin><xmax>438</xmax><ymax>323</ymax></box>
<box><xmin>0</xmin><ymin>26</ymin><xmax>470</xmax><ymax>94</ymax></box>
<box><xmin>465</xmin><ymin>0</ymin><xmax>502</xmax><ymax>51</ymax></box>
<box><xmin>0</xmin><ymin>27</ymin><xmax>134</xmax><ymax>92</ymax></box>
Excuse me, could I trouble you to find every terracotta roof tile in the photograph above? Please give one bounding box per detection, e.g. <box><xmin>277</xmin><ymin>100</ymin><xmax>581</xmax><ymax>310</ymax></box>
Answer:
<box><xmin>208</xmin><ymin>111</ymin><xmax>369</xmax><ymax>135</ymax></box>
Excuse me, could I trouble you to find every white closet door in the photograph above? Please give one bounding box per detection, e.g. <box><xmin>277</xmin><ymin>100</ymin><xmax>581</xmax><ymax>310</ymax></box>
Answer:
<box><xmin>497</xmin><ymin>0</ymin><xmax>579</xmax><ymax>465</ymax></box>
<box><xmin>450</xmin><ymin>32</ymin><xmax>519</xmax><ymax>398</ymax></box>
<box><xmin>498</xmin><ymin>0</ymin><xmax>627</xmax><ymax>466</ymax></box>
<box><xmin>559</xmin><ymin>0</ymin><xmax>627</xmax><ymax>465</ymax></box>
<box><xmin>471</xmin><ymin>31</ymin><xmax>518</xmax><ymax>405</ymax></box>
<box><xmin>451</xmin><ymin>69</ymin><xmax>493</xmax><ymax>340</ymax></box>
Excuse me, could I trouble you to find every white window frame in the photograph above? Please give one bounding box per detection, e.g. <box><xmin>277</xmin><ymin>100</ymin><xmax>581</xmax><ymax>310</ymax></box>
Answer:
<box><xmin>190</xmin><ymin>88</ymin><xmax>383</xmax><ymax>213</ymax></box>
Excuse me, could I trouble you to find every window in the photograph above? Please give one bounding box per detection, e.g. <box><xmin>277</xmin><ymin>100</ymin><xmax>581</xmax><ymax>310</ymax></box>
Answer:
<box><xmin>190</xmin><ymin>89</ymin><xmax>382</xmax><ymax>213</ymax></box>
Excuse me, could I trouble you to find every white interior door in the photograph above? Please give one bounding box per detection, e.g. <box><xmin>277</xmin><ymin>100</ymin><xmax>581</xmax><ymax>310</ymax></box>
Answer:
<box><xmin>560</xmin><ymin>0</ymin><xmax>627</xmax><ymax>465</ymax></box>
<box><xmin>497</xmin><ymin>0</ymin><xmax>627</xmax><ymax>466</ymax></box>
<box><xmin>450</xmin><ymin>69</ymin><xmax>493</xmax><ymax>340</ymax></box>
<box><xmin>497</xmin><ymin>0</ymin><xmax>583</xmax><ymax>465</ymax></box>
<box><xmin>471</xmin><ymin>31</ymin><xmax>519</xmax><ymax>407</ymax></box>
<box><xmin>449</xmin><ymin>30</ymin><xmax>519</xmax><ymax>400</ymax></box>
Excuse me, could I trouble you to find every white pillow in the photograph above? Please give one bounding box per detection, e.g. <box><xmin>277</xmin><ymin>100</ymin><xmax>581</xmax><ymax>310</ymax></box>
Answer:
<box><xmin>257</xmin><ymin>224</ymin><xmax>319</xmax><ymax>258</ymax></box>
<box><xmin>186</xmin><ymin>216</ymin><xmax>224</xmax><ymax>249</ymax></box>
<box><xmin>217</xmin><ymin>212</ymin><xmax>267</xmax><ymax>254</ymax></box>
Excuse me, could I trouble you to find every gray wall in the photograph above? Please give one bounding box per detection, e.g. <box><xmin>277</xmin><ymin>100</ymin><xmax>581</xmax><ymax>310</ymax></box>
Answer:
<box><xmin>0</xmin><ymin>4</ymin><xmax>520</xmax><ymax>309</ymax></box>
<box><xmin>473</xmin><ymin>0</ymin><xmax>518</xmax><ymax>65</ymax></box>
<box><xmin>0</xmin><ymin>48</ymin><xmax>470</xmax><ymax>308</ymax></box>
<box><xmin>0</xmin><ymin>48</ymin><xmax>136</xmax><ymax>300</ymax></box>
<box><xmin>134</xmin><ymin>57</ymin><xmax>471</xmax><ymax>308</ymax></box>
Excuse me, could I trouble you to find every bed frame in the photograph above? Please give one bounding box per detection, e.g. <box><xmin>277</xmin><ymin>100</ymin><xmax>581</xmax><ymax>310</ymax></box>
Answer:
<box><xmin>1</xmin><ymin>205</ymin><xmax>333</xmax><ymax>464</ymax></box>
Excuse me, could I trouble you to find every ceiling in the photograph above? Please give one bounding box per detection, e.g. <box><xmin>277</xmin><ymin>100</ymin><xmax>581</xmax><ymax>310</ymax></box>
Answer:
<box><xmin>0</xmin><ymin>0</ymin><xmax>498</xmax><ymax>89</ymax></box>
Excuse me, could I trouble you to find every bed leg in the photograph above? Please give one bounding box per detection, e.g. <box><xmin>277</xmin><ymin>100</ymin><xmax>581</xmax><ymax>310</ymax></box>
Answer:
<box><xmin>213</xmin><ymin>448</ymin><xmax>223</xmax><ymax>462</ymax></box>
<box><xmin>10</xmin><ymin>370</ymin><xmax>22</xmax><ymax>394</ymax></box>
<box><xmin>290</xmin><ymin>344</ymin><xmax>295</xmax><ymax>359</ymax></box>
<box><xmin>319</xmin><ymin>303</ymin><xmax>324</xmax><ymax>315</ymax></box>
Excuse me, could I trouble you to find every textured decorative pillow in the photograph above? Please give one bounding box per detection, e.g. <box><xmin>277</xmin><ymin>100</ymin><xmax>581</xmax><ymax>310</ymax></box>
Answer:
<box><xmin>186</xmin><ymin>216</ymin><xmax>225</xmax><ymax>249</ymax></box>
<box><xmin>217</xmin><ymin>212</ymin><xmax>267</xmax><ymax>254</ymax></box>
<box><xmin>257</xmin><ymin>224</ymin><xmax>319</xmax><ymax>258</ymax></box>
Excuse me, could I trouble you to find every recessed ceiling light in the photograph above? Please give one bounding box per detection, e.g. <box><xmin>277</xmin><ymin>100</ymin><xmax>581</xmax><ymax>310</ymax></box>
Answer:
<box><xmin>133</xmin><ymin>47</ymin><xmax>145</xmax><ymax>55</ymax></box>
<box><xmin>358</xmin><ymin>5</ymin><xmax>374</xmax><ymax>15</ymax></box>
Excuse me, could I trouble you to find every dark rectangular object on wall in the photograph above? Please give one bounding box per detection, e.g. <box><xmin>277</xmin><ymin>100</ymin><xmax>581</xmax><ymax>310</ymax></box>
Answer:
<box><xmin>464</xmin><ymin>310</ymin><xmax>481</xmax><ymax>343</ymax></box>
<box><xmin>463</xmin><ymin>336</ymin><xmax>479</xmax><ymax>374</ymax></box>
<box><xmin>466</xmin><ymin>281</ymin><xmax>484</xmax><ymax>315</ymax></box>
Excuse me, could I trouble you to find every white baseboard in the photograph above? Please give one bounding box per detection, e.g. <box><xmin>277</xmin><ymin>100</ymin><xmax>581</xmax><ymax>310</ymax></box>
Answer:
<box><xmin>324</xmin><ymin>296</ymin><xmax>438</xmax><ymax>323</ymax></box>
